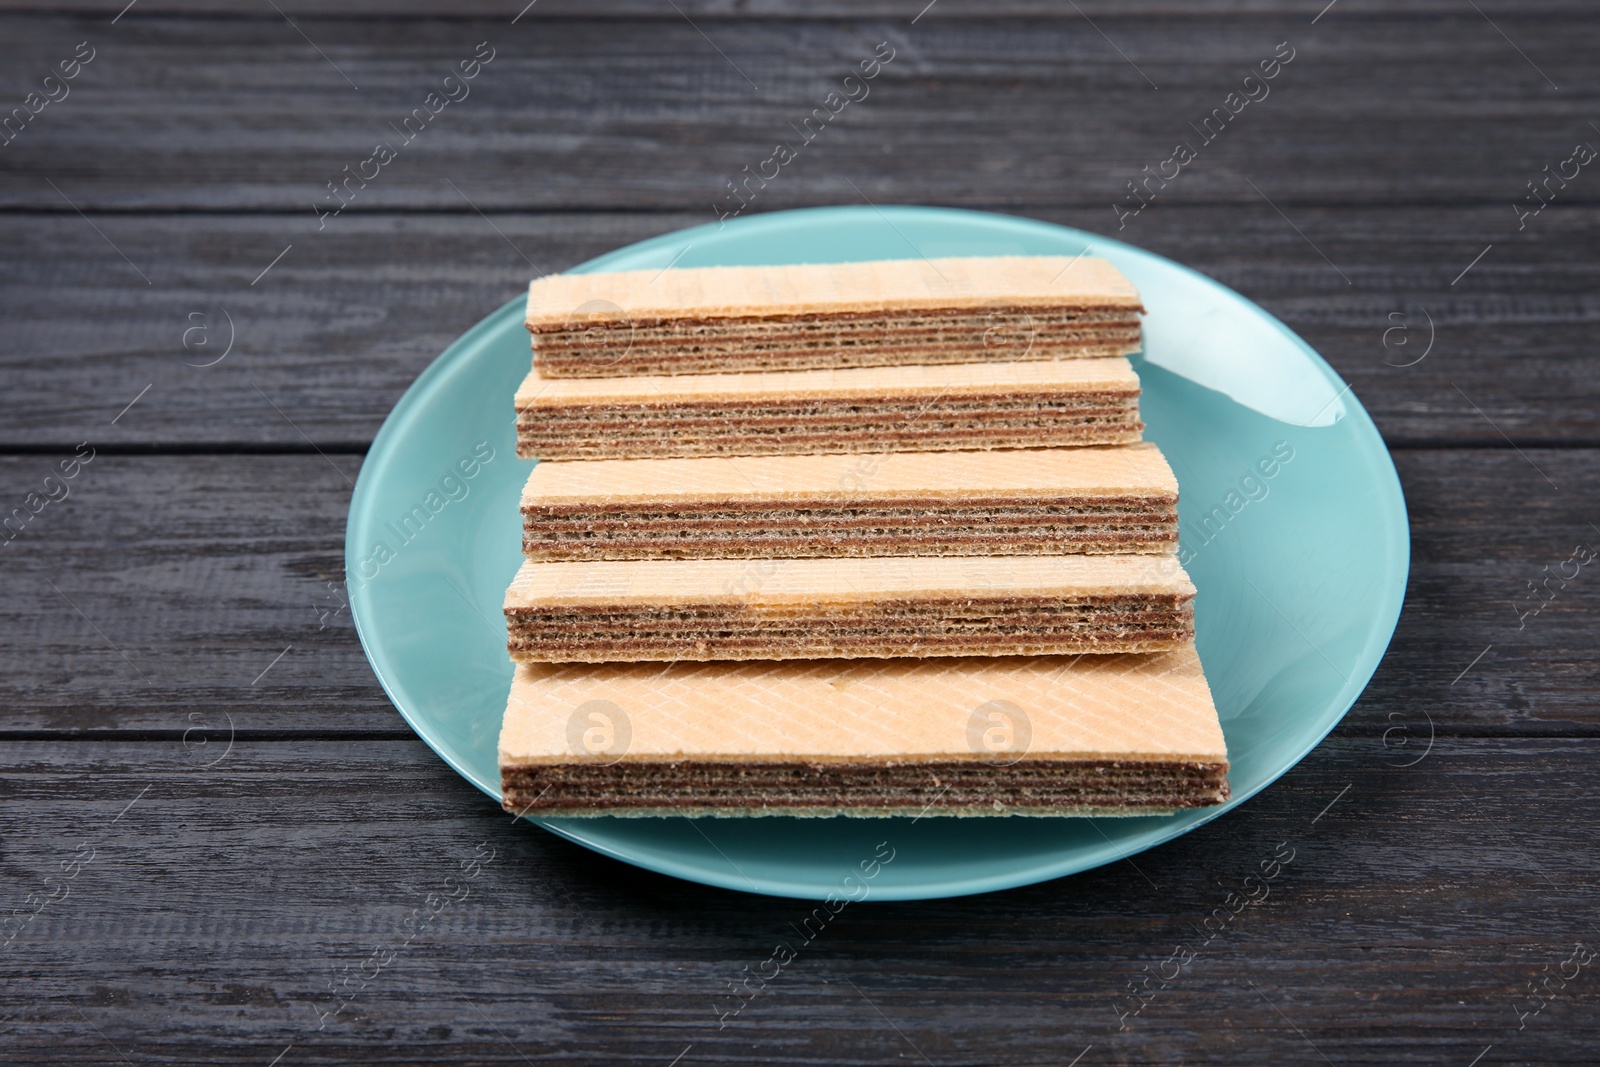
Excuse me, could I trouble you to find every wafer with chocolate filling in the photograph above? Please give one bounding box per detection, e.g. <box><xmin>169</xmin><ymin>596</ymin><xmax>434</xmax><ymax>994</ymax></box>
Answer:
<box><xmin>520</xmin><ymin>443</ymin><xmax>1178</xmax><ymax>561</ymax></box>
<box><xmin>503</xmin><ymin>553</ymin><xmax>1194</xmax><ymax>663</ymax></box>
<box><xmin>527</xmin><ymin>256</ymin><xmax>1143</xmax><ymax>377</ymax></box>
<box><xmin>514</xmin><ymin>357</ymin><xmax>1142</xmax><ymax>461</ymax></box>
<box><xmin>498</xmin><ymin>642</ymin><xmax>1228</xmax><ymax>817</ymax></box>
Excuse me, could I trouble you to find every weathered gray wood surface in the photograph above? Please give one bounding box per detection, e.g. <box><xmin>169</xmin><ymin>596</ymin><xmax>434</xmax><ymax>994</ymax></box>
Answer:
<box><xmin>4</xmin><ymin>737</ymin><xmax>1599</xmax><ymax>1064</ymax></box>
<box><xmin>1</xmin><ymin>209</ymin><xmax>1596</xmax><ymax>446</ymax></box>
<box><xmin>2</xmin><ymin>4</ymin><xmax>1598</xmax><ymax>1064</ymax></box>
<box><xmin>0</xmin><ymin>13</ymin><xmax>1593</xmax><ymax>212</ymax></box>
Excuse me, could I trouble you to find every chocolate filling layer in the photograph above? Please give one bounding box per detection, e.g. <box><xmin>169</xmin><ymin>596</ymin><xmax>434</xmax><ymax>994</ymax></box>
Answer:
<box><xmin>506</xmin><ymin>596</ymin><xmax>1194</xmax><ymax>662</ymax></box>
<box><xmin>523</xmin><ymin>498</ymin><xmax>1175</xmax><ymax>559</ymax></box>
<box><xmin>501</xmin><ymin>757</ymin><xmax>1230</xmax><ymax>815</ymax></box>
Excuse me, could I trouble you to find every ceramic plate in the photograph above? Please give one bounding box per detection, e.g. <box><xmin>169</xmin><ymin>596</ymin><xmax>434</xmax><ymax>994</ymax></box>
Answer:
<box><xmin>346</xmin><ymin>206</ymin><xmax>1408</xmax><ymax>901</ymax></box>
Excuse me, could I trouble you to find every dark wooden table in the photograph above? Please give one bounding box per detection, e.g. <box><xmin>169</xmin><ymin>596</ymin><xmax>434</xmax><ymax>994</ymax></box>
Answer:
<box><xmin>4</xmin><ymin>2</ymin><xmax>1598</xmax><ymax>1063</ymax></box>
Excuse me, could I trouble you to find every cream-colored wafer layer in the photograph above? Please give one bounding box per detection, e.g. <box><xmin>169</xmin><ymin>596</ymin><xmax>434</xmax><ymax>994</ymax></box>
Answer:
<box><xmin>522</xmin><ymin>443</ymin><xmax>1176</xmax><ymax>506</ymax></box>
<box><xmin>506</xmin><ymin>553</ymin><xmax>1194</xmax><ymax>606</ymax></box>
<box><xmin>527</xmin><ymin>256</ymin><xmax>1142</xmax><ymax>325</ymax></box>
<box><xmin>498</xmin><ymin>643</ymin><xmax>1229</xmax><ymax>817</ymax></box>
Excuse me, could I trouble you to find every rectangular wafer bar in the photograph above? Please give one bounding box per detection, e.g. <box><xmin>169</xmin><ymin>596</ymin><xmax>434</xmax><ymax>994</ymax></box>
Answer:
<box><xmin>514</xmin><ymin>357</ymin><xmax>1142</xmax><ymax>461</ymax></box>
<box><xmin>503</xmin><ymin>554</ymin><xmax>1195</xmax><ymax>663</ymax></box>
<box><xmin>498</xmin><ymin>642</ymin><xmax>1229</xmax><ymax>817</ymax></box>
<box><xmin>527</xmin><ymin>256</ymin><xmax>1144</xmax><ymax>377</ymax></box>
<box><xmin>520</xmin><ymin>443</ymin><xmax>1178</xmax><ymax>561</ymax></box>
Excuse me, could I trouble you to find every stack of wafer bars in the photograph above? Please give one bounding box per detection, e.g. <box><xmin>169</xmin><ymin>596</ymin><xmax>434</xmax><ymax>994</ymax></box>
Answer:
<box><xmin>499</xmin><ymin>255</ymin><xmax>1230</xmax><ymax>819</ymax></box>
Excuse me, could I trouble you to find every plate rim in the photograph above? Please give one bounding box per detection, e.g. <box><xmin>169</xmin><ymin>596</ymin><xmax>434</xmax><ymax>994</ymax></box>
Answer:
<box><xmin>346</xmin><ymin>204</ymin><xmax>1410</xmax><ymax>901</ymax></box>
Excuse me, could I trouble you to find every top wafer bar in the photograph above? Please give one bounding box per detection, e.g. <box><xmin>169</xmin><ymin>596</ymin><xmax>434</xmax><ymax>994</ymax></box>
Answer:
<box><xmin>526</xmin><ymin>256</ymin><xmax>1144</xmax><ymax>377</ymax></box>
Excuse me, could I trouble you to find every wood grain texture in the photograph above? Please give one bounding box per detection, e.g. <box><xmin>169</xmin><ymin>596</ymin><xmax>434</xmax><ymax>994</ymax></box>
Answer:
<box><xmin>0</xmin><ymin>207</ymin><xmax>1596</xmax><ymax>447</ymax></box>
<box><xmin>0</xmin><ymin>14</ymin><xmax>1593</xmax><ymax>211</ymax></box>
<box><xmin>1</xmin><ymin>450</ymin><xmax>1595</xmax><ymax>736</ymax></box>
<box><xmin>2</xmin><ymin>735</ymin><xmax>1598</xmax><ymax>1064</ymax></box>
<box><xmin>2</xmin><ymin>2</ymin><xmax>1594</xmax><ymax>15</ymax></box>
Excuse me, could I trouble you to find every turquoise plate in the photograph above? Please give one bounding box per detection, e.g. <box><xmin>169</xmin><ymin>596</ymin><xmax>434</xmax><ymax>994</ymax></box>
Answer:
<box><xmin>346</xmin><ymin>206</ymin><xmax>1408</xmax><ymax>901</ymax></box>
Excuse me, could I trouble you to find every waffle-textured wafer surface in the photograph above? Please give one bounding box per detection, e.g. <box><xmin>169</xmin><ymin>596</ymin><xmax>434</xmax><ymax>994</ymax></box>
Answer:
<box><xmin>528</xmin><ymin>257</ymin><xmax>1143</xmax><ymax>323</ymax></box>
<box><xmin>514</xmin><ymin>357</ymin><xmax>1143</xmax><ymax>460</ymax></box>
<box><xmin>521</xmin><ymin>444</ymin><xmax>1179</xmax><ymax>560</ymax></box>
<box><xmin>504</xmin><ymin>554</ymin><xmax>1195</xmax><ymax>662</ymax></box>
<box><xmin>498</xmin><ymin>643</ymin><xmax>1229</xmax><ymax>816</ymax></box>
<box><xmin>526</xmin><ymin>257</ymin><xmax>1144</xmax><ymax>377</ymax></box>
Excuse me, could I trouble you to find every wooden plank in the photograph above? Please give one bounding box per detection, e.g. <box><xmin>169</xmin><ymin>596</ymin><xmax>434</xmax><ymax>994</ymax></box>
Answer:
<box><xmin>0</xmin><ymin>15</ymin><xmax>1591</xmax><ymax>211</ymax></box>
<box><xmin>1</xmin><ymin>449</ymin><xmax>1596</xmax><ymax>736</ymax></box>
<box><xmin>0</xmin><ymin>454</ymin><xmax>388</xmax><ymax>735</ymax></box>
<box><xmin>0</xmin><ymin>208</ymin><xmax>1596</xmax><ymax>448</ymax></box>
<box><xmin>1</xmin><ymin>735</ymin><xmax>1598</xmax><ymax>1063</ymax></box>
<box><xmin>1</xmin><ymin>2</ymin><xmax>1594</xmax><ymax>16</ymax></box>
